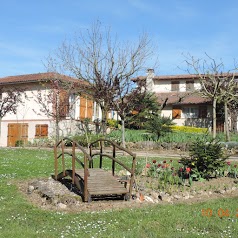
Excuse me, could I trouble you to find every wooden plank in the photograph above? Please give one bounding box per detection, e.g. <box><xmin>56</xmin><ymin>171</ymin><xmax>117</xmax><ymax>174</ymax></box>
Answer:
<box><xmin>75</xmin><ymin>168</ymin><xmax>128</xmax><ymax>196</ymax></box>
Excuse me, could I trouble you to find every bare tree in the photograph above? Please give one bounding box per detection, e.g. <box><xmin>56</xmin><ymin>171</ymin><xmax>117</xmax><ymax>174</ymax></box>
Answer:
<box><xmin>220</xmin><ymin>75</ymin><xmax>238</xmax><ymax>140</ymax></box>
<box><xmin>34</xmin><ymin>74</ymin><xmax>77</xmax><ymax>142</ymax></box>
<box><xmin>112</xmin><ymin>79</ymin><xmax>147</xmax><ymax>147</ymax></box>
<box><xmin>46</xmin><ymin>20</ymin><xmax>157</xmax><ymax>137</ymax></box>
<box><xmin>185</xmin><ymin>53</ymin><xmax>238</xmax><ymax>139</ymax></box>
<box><xmin>0</xmin><ymin>86</ymin><xmax>25</xmax><ymax>136</ymax></box>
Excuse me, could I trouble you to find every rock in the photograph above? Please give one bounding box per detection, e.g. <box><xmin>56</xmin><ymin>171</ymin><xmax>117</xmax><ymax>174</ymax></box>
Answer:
<box><xmin>144</xmin><ymin>196</ymin><xmax>154</xmax><ymax>203</ymax></box>
<box><xmin>150</xmin><ymin>191</ymin><xmax>159</xmax><ymax>200</ymax></box>
<box><xmin>27</xmin><ymin>185</ymin><xmax>35</xmax><ymax>194</ymax></box>
<box><xmin>57</xmin><ymin>203</ymin><xmax>67</xmax><ymax>209</ymax></box>
<box><xmin>173</xmin><ymin>194</ymin><xmax>182</xmax><ymax>200</ymax></box>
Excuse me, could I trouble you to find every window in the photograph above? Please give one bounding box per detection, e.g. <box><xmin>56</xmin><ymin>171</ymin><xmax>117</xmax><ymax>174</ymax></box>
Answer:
<box><xmin>183</xmin><ymin>107</ymin><xmax>198</xmax><ymax>118</ymax></box>
<box><xmin>186</xmin><ymin>80</ymin><xmax>194</xmax><ymax>91</ymax></box>
<box><xmin>171</xmin><ymin>81</ymin><xmax>180</xmax><ymax>91</ymax></box>
<box><xmin>59</xmin><ymin>90</ymin><xmax>69</xmax><ymax>118</ymax></box>
<box><xmin>35</xmin><ymin>124</ymin><xmax>48</xmax><ymax>138</ymax></box>
<box><xmin>69</xmin><ymin>93</ymin><xmax>76</xmax><ymax>118</ymax></box>
<box><xmin>199</xmin><ymin>106</ymin><xmax>207</xmax><ymax>118</ymax></box>
<box><xmin>172</xmin><ymin>106</ymin><xmax>181</xmax><ymax>119</ymax></box>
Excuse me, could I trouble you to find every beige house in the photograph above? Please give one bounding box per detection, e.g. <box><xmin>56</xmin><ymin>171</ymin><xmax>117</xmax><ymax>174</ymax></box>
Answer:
<box><xmin>133</xmin><ymin>69</ymin><xmax>216</xmax><ymax>130</ymax></box>
<box><xmin>0</xmin><ymin>72</ymin><xmax>101</xmax><ymax>147</ymax></box>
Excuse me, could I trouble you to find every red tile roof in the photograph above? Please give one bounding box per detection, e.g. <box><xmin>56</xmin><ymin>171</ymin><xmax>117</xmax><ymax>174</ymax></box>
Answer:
<box><xmin>0</xmin><ymin>72</ymin><xmax>87</xmax><ymax>85</ymax></box>
<box><xmin>156</xmin><ymin>92</ymin><xmax>211</xmax><ymax>105</ymax></box>
<box><xmin>132</xmin><ymin>73</ymin><xmax>238</xmax><ymax>82</ymax></box>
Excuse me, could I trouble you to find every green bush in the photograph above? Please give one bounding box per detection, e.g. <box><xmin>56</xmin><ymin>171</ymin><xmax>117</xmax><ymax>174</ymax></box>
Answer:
<box><xmin>179</xmin><ymin>137</ymin><xmax>228</xmax><ymax>180</ymax></box>
<box><xmin>171</xmin><ymin>125</ymin><xmax>208</xmax><ymax>133</ymax></box>
<box><xmin>15</xmin><ymin>140</ymin><xmax>24</xmax><ymax>147</ymax></box>
<box><xmin>107</xmin><ymin>119</ymin><xmax>119</xmax><ymax>128</ymax></box>
<box><xmin>72</xmin><ymin>134</ymin><xmax>104</xmax><ymax>147</ymax></box>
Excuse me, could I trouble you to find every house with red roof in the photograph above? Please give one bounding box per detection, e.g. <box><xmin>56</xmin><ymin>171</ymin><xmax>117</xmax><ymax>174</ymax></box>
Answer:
<box><xmin>132</xmin><ymin>69</ymin><xmax>229</xmax><ymax>131</ymax></box>
<box><xmin>0</xmin><ymin>72</ymin><xmax>100</xmax><ymax>147</ymax></box>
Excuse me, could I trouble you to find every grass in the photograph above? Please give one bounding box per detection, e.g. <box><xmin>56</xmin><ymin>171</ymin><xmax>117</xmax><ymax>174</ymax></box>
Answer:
<box><xmin>0</xmin><ymin>148</ymin><xmax>238</xmax><ymax>237</ymax></box>
<box><xmin>107</xmin><ymin>128</ymin><xmax>238</xmax><ymax>143</ymax></box>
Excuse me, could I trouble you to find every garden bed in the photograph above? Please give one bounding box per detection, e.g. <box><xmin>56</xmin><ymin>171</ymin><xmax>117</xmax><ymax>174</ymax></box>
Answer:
<box><xmin>17</xmin><ymin>175</ymin><xmax>238</xmax><ymax>213</ymax></box>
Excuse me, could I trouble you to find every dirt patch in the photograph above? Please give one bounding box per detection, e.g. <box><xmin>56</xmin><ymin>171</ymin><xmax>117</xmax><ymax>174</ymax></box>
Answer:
<box><xmin>16</xmin><ymin>175</ymin><xmax>238</xmax><ymax>213</ymax></box>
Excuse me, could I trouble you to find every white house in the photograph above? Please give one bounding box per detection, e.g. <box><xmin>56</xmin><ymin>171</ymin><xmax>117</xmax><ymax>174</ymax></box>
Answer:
<box><xmin>0</xmin><ymin>72</ymin><xmax>102</xmax><ymax>147</ymax></box>
<box><xmin>133</xmin><ymin>69</ymin><xmax>228</xmax><ymax>131</ymax></box>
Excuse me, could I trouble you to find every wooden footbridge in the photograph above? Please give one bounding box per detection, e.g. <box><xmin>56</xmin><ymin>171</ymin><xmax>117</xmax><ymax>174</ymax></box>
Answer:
<box><xmin>53</xmin><ymin>138</ymin><xmax>136</xmax><ymax>202</ymax></box>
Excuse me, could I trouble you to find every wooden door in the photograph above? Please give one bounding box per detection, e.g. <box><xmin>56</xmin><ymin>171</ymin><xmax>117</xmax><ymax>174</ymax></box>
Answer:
<box><xmin>7</xmin><ymin>123</ymin><xmax>28</xmax><ymax>147</ymax></box>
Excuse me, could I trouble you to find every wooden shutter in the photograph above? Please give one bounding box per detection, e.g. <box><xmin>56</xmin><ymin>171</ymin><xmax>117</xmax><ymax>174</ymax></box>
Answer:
<box><xmin>80</xmin><ymin>96</ymin><xmax>86</xmax><ymax>119</ymax></box>
<box><xmin>172</xmin><ymin>107</ymin><xmax>181</xmax><ymax>119</ymax></box>
<box><xmin>59</xmin><ymin>90</ymin><xmax>69</xmax><ymax>118</ymax></box>
<box><xmin>171</xmin><ymin>81</ymin><xmax>179</xmax><ymax>91</ymax></box>
<box><xmin>35</xmin><ymin>124</ymin><xmax>48</xmax><ymax>138</ymax></box>
<box><xmin>186</xmin><ymin>80</ymin><xmax>194</xmax><ymax>91</ymax></box>
<box><xmin>87</xmin><ymin>99</ymin><xmax>93</xmax><ymax>120</ymax></box>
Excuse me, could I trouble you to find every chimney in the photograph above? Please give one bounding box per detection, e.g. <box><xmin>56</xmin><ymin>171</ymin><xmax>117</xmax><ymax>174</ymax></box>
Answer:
<box><xmin>147</xmin><ymin>68</ymin><xmax>154</xmax><ymax>76</ymax></box>
<box><xmin>146</xmin><ymin>69</ymin><xmax>154</xmax><ymax>91</ymax></box>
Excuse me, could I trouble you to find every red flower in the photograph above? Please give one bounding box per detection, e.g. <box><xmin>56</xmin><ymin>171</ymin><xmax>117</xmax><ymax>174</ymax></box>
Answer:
<box><xmin>178</xmin><ymin>160</ymin><xmax>181</xmax><ymax>163</ymax></box>
<box><xmin>158</xmin><ymin>164</ymin><xmax>162</xmax><ymax>168</ymax></box>
<box><xmin>146</xmin><ymin>163</ymin><xmax>151</xmax><ymax>168</ymax></box>
<box><xmin>179</xmin><ymin>167</ymin><xmax>183</xmax><ymax>172</ymax></box>
<box><xmin>227</xmin><ymin>161</ymin><xmax>231</xmax><ymax>166</ymax></box>
<box><xmin>234</xmin><ymin>164</ymin><xmax>237</xmax><ymax>168</ymax></box>
<box><xmin>152</xmin><ymin>160</ymin><xmax>157</xmax><ymax>164</ymax></box>
<box><xmin>186</xmin><ymin>167</ymin><xmax>191</xmax><ymax>173</ymax></box>
<box><xmin>163</xmin><ymin>160</ymin><xmax>167</xmax><ymax>163</ymax></box>
<box><xmin>162</xmin><ymin>165</ymin><xmax>166</xmax><ymax>169</ymax></box>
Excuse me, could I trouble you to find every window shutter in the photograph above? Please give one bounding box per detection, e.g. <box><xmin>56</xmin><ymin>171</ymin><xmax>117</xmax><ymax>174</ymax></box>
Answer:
<box><xmin>80</xmin><ymin>96</ymin><xmax>86</xmax><ymax>119</ymax></box>
<box><xmin>172</xmin><ymin>107</ymin><xmax>181</xmax><ymax>119</ymax></box>
<box><xmin>171</xmin><ymin>81</ymin><xmax>179</xmax><ymax>91</ymax></box>
<box><xmin>35</xmin><ymin>124</ymin><xmax>48</xmax><ymax>138</ymax></box>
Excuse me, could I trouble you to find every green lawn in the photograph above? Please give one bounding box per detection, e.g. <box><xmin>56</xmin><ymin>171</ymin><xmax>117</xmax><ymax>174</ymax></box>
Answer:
<box><xmin>0</xmin><ymin>148</ymin><xmax>238</xmax><ymax>238</ymax></box>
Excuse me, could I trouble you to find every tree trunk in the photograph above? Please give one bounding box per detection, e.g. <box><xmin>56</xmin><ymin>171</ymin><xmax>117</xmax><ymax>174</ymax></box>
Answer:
<box><xmin>55</xmin><ymin>117</ymin><xmax>60</xmax><ymax>142</ymax></box>
<box><xmin>0</xmin><ymin>118</ymin><xmax>2</xmax><ymax>141</ymax></box>
<box><xmin>230</xmin><ymin>109</ymin><xmax>238</xmax><ymax>133</ymax></box>
<box><xmin>100</xmin><ymin>106</ymin><xmax>108</xmax><ymax>135</ymax></box>
<box><xmin>212</xmin><ymin>99</ymin><xmax>217</xmax><ymax>139</ymax></box>
<box><xmin>121</xmin><ymin>117</ymin><xmax>126</xmax><ymax>148</ymax></box>
<box><xmin>224</xmin><ymin>101</ymin><xmax>230</xmax><ymax>141</ymax></box>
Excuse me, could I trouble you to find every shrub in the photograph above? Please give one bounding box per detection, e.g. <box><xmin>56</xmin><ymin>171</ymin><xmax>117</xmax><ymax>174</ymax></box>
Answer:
<box><xmin>179</xmin><ymin>137</ymin><xmax>228</xmax><ymax>180</ymax></box>
<box><xmin>72</xmin><ymin>134</ymin><xmax>104</xmax><ymax>147</ymax></box>
<box><xmin>170</xmin><ymin>125</ymin><xmax>208</xmax><ymax>134</ymax></box>
<box><xmin>107</xmin><ymin>119</ymin><xmax>119</xmax><ymax>128</ymax></box>
<box><xmin>15</xmin><ymin>140</ymin><xmax>24</xmax><ymax>147</ymax></box>
<box><xmin>145</xmin><ymin>115</ymin><xmax>175</xmax><ymax>140</ymax></box>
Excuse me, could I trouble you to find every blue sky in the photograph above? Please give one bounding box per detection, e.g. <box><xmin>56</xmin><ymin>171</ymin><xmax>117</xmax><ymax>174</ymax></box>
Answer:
<box><xmin>1</xmin><ymin>0</ymin><xmax>238</xmax><ymax>77</ymax></box>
